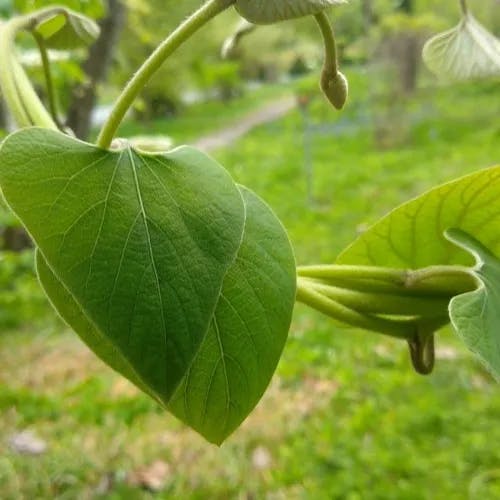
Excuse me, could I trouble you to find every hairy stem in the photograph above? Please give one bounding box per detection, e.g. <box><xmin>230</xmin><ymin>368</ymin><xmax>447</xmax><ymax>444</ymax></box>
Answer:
<box><xmin>97</xmin><ymin>0</ymin><xmax>236</xmax><ymax>149</ymax></box>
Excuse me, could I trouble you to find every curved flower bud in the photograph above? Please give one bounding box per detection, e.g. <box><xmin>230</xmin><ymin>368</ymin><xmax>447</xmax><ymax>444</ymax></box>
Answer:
<box><xmin>320</xmin><ymin>70</ymin><xmax>348</xmax><ymax>110</ymax></box>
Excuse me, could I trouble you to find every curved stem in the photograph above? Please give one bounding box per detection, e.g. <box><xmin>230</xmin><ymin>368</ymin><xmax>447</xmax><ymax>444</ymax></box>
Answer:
<box><xmin>297</xmin><ymin>280</ymin><xmax>422</xmax><ymax>340</ymax></box>
<box><xmin>0</xmin><ymin>12</ymin><xmax>59</xmax><ymax>129</ymax></box>
<box><xmin>297</xmin><ymin>264</ymin><xmax>477</xmax><ymax>296</ymax></box>
<box><xmin>314</xmin><ymin>11</ymin><xmax>339</xmax><ymax>77</ymax></box>
<box><xmin>32</xmin><ymin>32</ymin><xmax>63</xmax><ymax>129</ymax></box>
<box><xmin>0</xmin><ymin>19</ymin><xmax>33</xmax><ymax>127</ymax></box>
<box><xmin>302</xmin><ymin>278</ymin><xmax>450</xmax><ymax>316</ymax></box>
<box><xmin>11</xmin><ymin>56</ymin><xmax>56</xmax><ymax>129</ymax></box>
<box><xmin>97</xmin><ymin>0</ymin><xmax>236</xmax><ymax>149</ymax></box>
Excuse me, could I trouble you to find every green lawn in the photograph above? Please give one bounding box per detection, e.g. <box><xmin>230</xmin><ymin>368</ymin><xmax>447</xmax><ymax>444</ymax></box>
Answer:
<box><xmin>1</xmin><ymin>72</ymin><xmax>500</xmax><ymax>499</ymax></box>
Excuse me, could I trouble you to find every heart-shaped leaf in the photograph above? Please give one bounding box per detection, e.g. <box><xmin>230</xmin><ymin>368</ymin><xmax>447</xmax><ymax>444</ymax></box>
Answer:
<box><xmin>337</xmin><ymin>165</ymin><xmax>500</xmax><ymax>269</ymax></box>
<box><xmin>0</xmin><ymin>128</ymin><xmax>246</xmax><ymax>403</ymax></box>
<box><xmin>235</xmin><ymin>0</ymin><xmax>347</xmax><ymax>25</ymax></box>
<box><xmin>446</xmin><ymin>228</ymin><xmax>500</xmax><ymax>380</ymax></box>
<box><xmin>35</xmin><ymin>9</ymin><xmax>100</xmax><ymax>50</ymax></box>
<box><xmin>422</xmin><ymin>12</ymin><xmax>500</xmax><ymax>81</ymax></box>
<box><xmin>0</xmin><ymin>128</ymin><xmax>296</xmax><ymax>443</ymax></box>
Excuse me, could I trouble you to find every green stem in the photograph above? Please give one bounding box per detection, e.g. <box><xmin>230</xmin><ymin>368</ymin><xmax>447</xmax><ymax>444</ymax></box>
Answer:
<box><xmin>314</xmin><ymin>11</ymin><xmax>339</xmax><ymax>77</ymax></box>
<box><xmin>301</xmin><ymin>278</ymin><xmax>450</xmax><ymax>316</ymax></box>
<box><xmin>296</xmin><ymin>280</ymin><xmax>422</xmax><ymax>340</ymax></box>
<box><xmin>298</xmin><ymin>264</ymin><xmax>477</xmax><ymax>296</ymax></box>
<box><xmin>32</xmin><ymin>32</ymin><xmax>63</xmax><ymax>129</ymax></box>
<box><xmin>0</xmin><ymin>19</ymin><xmax>33</xmax><ymax>127</ymax></box>
<box><xmin>298</xmin><ymin>264</ymin><xmax>407</xmax><ymax>284</ymax></box>
<box><xmin>97</xmin><ymin>0</ymin><xmax>236</xmax><ymax>149</ymax></box>
<box><xmin>11</xmin><ymin>51</ymin><xmax>56</xmax><ymax>129</ymax></box>
<box><xmin>405</xmin><ymin>265</ymin><xmax>476</xmax><ymax>288</ymax></box>
<box><xmin>460</xmin><ymin>0</ymin><xmax>468</xmax><ymax>15</ymax></box>
<box><xmin>0</xmin><ymin>13</ymin><xmax>58</xmax><ymax>129</ymax></box>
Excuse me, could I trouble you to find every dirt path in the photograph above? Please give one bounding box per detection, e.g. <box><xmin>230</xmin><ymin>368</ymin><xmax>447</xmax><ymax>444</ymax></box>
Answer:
<box><xmin>193</xmin><ymin>96</ymin><xmax>296</xmax><ymax>152</ymax></box>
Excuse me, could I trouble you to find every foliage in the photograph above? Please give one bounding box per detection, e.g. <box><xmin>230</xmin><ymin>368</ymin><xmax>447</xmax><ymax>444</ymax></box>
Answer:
<box><xmin>1</xmin><ymin>75</ymin><xmax>500</xmax><ymax>498</ymax></box>
<box><xmin>0</xmin><ymin>0</ymin><xmax>499</xmax><ymax>450</ymax></box>
<box><xmin>0</xmin><ymin>250</ymin><xmax>50</xmax><ymax>329</ymax></box>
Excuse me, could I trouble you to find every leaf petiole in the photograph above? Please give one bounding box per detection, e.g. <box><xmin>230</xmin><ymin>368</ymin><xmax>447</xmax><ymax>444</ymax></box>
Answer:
<box><xmin>301</xmin><ymin>278</ymin><xmax>450</xmax><ymax>316</ymax></box>
<box><xmin>296</xmin><ymin>278</ymin><xmax>449</xmax><ymax>340</ymax></box>
<box><xmin>97</xmin><ymin>0</ymin><xmax>236</xmax><ymax>149</ymax></box>
<box><xmin>32</xmin><ymin>31</ymin><xmax>64</xmax><ymax>130</ymax></box>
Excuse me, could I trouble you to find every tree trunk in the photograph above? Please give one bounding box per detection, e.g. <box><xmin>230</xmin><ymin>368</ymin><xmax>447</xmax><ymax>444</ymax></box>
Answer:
<box><xmin>361</xmin><ymin>0</ymin><xmax>376</xmax><ymax>29</ymax></box>
<box><xmin>66</xmin><ymin>0</ymin><xmax>126</xmax><ymax>139</ymax></box>
<box><xmin>397</xmin><ymin>0</ymin><xmax>414</xmax><ymax>13</ymax></box>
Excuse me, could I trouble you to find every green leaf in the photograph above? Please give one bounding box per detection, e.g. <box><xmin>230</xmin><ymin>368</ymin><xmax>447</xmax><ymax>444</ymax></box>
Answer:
<box><xmin>35</xmin><ymin>249</ymin><xmax>157</xmax><ymax>400</ymax></box>
<box><xmin>446</xmin><ymin>229</ymin><xmax>500</xmax><ymax>380</ymax></box>
<box><xmin>0</xmin><ymin>128</ymin><xmax>246</xmax><ymax>404</ymax></box>
<box><xmin>0</xmin><ymin>128</ymin><xmax>296</xmax><ymax>443</ymax></box>
<box><xmin>422</xmin><ymin>12</ymin><xmax>500</xmax><ymax>82</ymax></box>
<box><xmin>35</xmin><ymin>9</ymin><xmax>99</xmax><ymax>50</ymax></box>
<box><xmin>235</xmin><ymin>0</ymin><xmax>347</xmax><ymax>25</ymax></box>
<box><xmin>168</xmin><ymin>185</ymin><xmax>296</xmax><ymax>444</ymax></box>
<box><xmin>337</xmin><ymin>165</ymin><xmax>500</xmax><ymax>269</ymax></box>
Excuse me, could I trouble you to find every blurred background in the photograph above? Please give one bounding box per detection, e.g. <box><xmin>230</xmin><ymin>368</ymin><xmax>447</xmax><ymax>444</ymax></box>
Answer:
<box><xmin>1</xmin><ymin>0</ymin><xmax>500</xmax><ymax>498</ymax></box>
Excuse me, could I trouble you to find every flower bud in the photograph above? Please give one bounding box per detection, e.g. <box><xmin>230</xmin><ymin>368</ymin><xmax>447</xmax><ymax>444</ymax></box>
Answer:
<box><xmin>320</xmin><ymin>70</ymin><xmax>348</xmax><ymax>110</ymax></box>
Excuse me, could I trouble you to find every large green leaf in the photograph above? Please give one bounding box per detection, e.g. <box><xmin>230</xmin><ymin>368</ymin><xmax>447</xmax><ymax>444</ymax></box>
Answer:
<box><xmin>337</xmin><ymin>165</ymin><xmax>500</xmax><ymax>269</ymax></box>
<box><xmin>168</xmin><ymin>185</ymin><xmax>296</xmax><ymax>444</ymax></box>
<box><xmin>0</xmin><ymin>128</ymin><xmax>246</xmax><ymax>404</ymax></box>
<box><xmin>235</xmin><ymin>0</ymin><xmax>347</xmax><ymax>25</ymax></box>
<box><xmin>36</xmin><ymin>185</ymin><xmax>296</xmax><ymax>443</ymax></box>
<box><xmin>0</xmin><ymin>128</ymin><xmax>296</xmax><ymax>443</ymax></box>
<box><xmin>447</xmin><ymin>229</ymin><xmax>500</xmax><ymax>380</ymax></box>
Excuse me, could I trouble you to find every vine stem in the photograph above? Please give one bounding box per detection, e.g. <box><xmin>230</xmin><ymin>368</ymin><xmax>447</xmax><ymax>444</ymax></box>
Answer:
<box><xmin>296</xmin><ymin>280</ymin><xmax>426</xmax><ymax>340</ymax></box>
<box><xmin>297</xmin><ymin>264</ymin><xmax>477</xmax><ymax>296</ymax></box>
<box><xmin>302</xmin><ymin>278</ymin><xmax>450</xmax><ymax>316</ymax></box>
<box><xmin>97</xmin><ymin>0</ymin><xmax>236</xmax><ymax>149</ymax></box>
<box><xmin>33</xmin><ymin>31</ymin><xmax>63</xmax><ymax>130</ymax></box>
<box><xmin>0</xmin><ymin>10</ymin><xmax>61</xmax><ymax>129</ymax></box>
<box><xmin>314</xmin><ymin>11</ymin><xmax>339</xmax><ymax>77</ymax></box>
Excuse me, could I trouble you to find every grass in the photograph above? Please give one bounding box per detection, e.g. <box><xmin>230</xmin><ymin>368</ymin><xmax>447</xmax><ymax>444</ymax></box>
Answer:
<box><xmin>1</xmin><ymin>70</ymin><xmax>500</xmax><ymax>499</ymax></box>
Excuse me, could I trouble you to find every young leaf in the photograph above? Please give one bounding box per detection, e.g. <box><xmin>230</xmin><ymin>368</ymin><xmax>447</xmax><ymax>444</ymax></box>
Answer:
<box><xmin>337</xmin><ymin>165</ymin><xmax>500</xmax><ymax>269</ymax></box>
<box><xmin>168</xmin><ymin>186</ymin><xmax>296</xmax><ymax>444</ymax></box>
<box><xmin>35</xmin><ymin>9</ymin><xmax>100</xmax><ymax>50</ymax></box>
<box><xmin>0</xmin><ymin>128</ymin><xmax>296</xmax><ymax>443</ymax></box>
<box><xmin>446</xmin><ymin>229</ymin><xmax>500</xmax><ymax>380</ymax></box>
<box><xmin>0</xmin><ymin>128</ymin><xmax>246</xmax><ymax>404</ymax></box>
<box><xmin>235</xmin><ymin>0</ymin><xmax>347</xmax><ymax>25</ymax></box>
<box><xmin>422</xmin><ymin>12</ymin><xmax>500</xmax><ymax>81</ymax></box>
